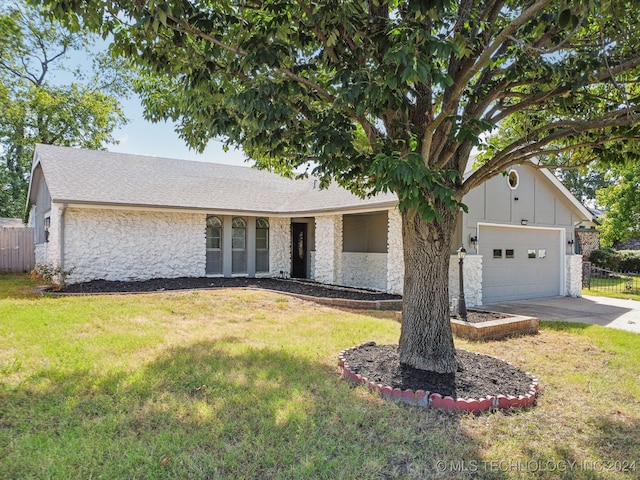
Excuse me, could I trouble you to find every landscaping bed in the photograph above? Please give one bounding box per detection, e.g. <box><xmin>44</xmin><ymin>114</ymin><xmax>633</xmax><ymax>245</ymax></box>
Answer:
<box><xmin>61</xmin><ymin>276</ymin><xmax>402</xmax><ymax>301</ymax></box>
<box><xmin>340</xmin><ymin>342</ymin><xmax>538</xmax><ymax>411</ymax></box>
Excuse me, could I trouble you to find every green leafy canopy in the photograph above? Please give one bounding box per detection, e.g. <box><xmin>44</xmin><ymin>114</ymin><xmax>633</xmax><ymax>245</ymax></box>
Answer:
<box><xmin>35</xmin><ymin>0</ymin><xmax>640</xmax><ymax>223</ymax></box>
<box><xmin>0</xmin><ymin>0</ymin><xmax>134</xmax><ymax>218</ymax></box>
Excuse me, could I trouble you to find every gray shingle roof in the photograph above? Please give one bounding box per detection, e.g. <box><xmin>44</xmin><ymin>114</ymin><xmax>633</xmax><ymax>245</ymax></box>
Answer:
<box><xmin>32</xmin><ymin>144</ymin><xmax>397</xmax><ymax>214</ymax></box>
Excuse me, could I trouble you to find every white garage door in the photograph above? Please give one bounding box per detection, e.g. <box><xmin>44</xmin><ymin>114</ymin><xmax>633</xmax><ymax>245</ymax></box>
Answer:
<box><xmin>479</xmin><ymin>225</ymin><xmax>563</xmax><ymax>303</ymax></box>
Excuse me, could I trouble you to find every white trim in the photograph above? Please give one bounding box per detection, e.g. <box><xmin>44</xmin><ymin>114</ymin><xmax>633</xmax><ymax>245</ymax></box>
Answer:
<box><xmin>54</xmin><ymin>201</ymin><xmax>397</xmax><ymax>218</ymax></box>
<box><xmin>477</xmin><ymin>222</ymin><xmax>566</xmax><ymax>297</ymax></box>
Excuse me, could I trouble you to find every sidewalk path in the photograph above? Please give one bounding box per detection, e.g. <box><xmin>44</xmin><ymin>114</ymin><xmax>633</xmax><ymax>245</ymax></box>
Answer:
<box><xmin>479</xmin><ymin>295</ymin><xmax>640</xmax><ymax>334</ymax></box>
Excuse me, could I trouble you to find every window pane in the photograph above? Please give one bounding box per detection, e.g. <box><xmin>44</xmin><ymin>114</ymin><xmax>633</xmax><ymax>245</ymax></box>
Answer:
<box><xmin>232</xmin><ymin>230</ymin><xmax>245</xmax><ymax>249</ymax></box>
<box><xmin>207</xmin><ymin>216</ymin><xmax>222</xmax><ymax>228</ymax></box>
<box><xmin>256</xmin><ymin>228</ymin><xmax>268</xmax><ymax>249</ymax></box>
<box><xmin>206</xmin><ymin>235</ymin><xmax>220</xmax><ymax>249</ymax></box>
<box><xmin>206</xmin><ymin>250</ymin><xmax>222</xmax><ymax>274</ymax></box>
<box><xmin>232</xmin><ymin>251</ymin><xmax>246</xmax><ymax>273</ymax></box>
<box><xmin>256</xmin><ymin>250</ymin><xmax>269</xmax><ymax>272</ymax></box>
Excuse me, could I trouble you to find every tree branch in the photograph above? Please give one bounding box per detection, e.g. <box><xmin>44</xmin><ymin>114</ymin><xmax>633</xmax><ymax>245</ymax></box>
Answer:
<box><xmin>465</xmin><ymin>115</ymin><xmax>640</xmax><ymax>190</ymax></box>
<box><xmin>162</xmin><ymin>9</ymin><xmax>380</xmax><ymax>144</ymax></box>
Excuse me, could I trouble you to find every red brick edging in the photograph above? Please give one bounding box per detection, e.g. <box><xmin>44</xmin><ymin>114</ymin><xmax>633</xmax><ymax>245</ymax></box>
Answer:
<box><xmin>338</xmin><ymin>342</ymin><xmax>538</xmax><ymax>412</ymax></box>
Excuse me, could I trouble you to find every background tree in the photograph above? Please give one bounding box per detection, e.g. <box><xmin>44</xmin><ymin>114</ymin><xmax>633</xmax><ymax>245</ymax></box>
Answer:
<box><xmin>0</xmin><ymin>1</ymin><xmax>132</xmax><ymax>219</ymax></box>
<box><xmin>554</xmin><ymin>166</ymin><xmax>608</xmax><ymax>208</ymax></box>
<box><xmin>40</xmin><ymin>0</ymin><xmax>640</xmax><ymax>373</ymax></box>
<box><xmin>597</xmin><ymin>163</ymin><xmax>640</xmax><ymax>247</ymax></box>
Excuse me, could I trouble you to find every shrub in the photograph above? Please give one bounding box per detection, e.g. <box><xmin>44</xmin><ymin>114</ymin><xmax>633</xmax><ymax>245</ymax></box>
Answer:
<box><xmin>588</xmin><ymin>248</ymin><xmax>621</xmax><ymax>271</ymax></box>
<box><xmin>30</xmin><ymin>263</ymin><xmax>74</xmax><ymax>291</ymax></box>
<box><xmin>617</xmin><ymin>250</ymin><xmax>640</xmax><ymax>273</ymax></box>
<box><xmin>588</xmin><ymin>248</ymin><xmax>640</xmax><ymax>273</ymax></box>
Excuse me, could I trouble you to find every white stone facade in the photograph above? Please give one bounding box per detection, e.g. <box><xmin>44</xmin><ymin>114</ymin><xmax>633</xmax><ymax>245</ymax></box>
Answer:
<box><xmin>341</xmin><ymin>252</ymin><xmax>387</xmax><ymax>291</ymax></box>
<box><xmin>448</xmin><ymin>254</ymin><xmax>483</xmax><ymax>307</ymax></box>
<box><xmin>309</xmin><ymin>251</ymin><xmax>316</xmax><ymax>280</ymax></box>
<box><xmin>565</xmin><ymin>254</ymin><xmax>583</xmax><ymax>297</ymax></box>
<box><xmin>269</xmin><ymin>217</ymin><xmax>291</xmax><ymax>277</ymax></box>
<box><xmin>34</xmin><ymin>203</ymin><xmax>63</xmax><ymax>268</ymax></box>
<box><xmin>386</xmin><ymin>208</ymin><xmax>404</xmax><ymax>295</ymax></box>
<box><xmin>63</xmin><ymin>208</ymin><xmax>205</xmax><ymax>283</ymax></box>
<box><xmin>314</xmin><ymin>215</ymin><xmax>343</xmax><ymax>284</ymax></box>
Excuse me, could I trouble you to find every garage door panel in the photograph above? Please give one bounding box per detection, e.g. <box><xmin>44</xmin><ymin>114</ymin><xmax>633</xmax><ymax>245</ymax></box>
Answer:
<box><xmin>480</xmin><ymin>226</ymin><xmax>561</xmax><ymax>303</ymax></box>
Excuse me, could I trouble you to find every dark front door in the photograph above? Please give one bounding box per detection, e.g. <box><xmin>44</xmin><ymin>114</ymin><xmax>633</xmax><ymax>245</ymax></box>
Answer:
<box><xmin>291</xmin><ymin>223</ymin><xmax>307</xmax><ymax>278</ymax></box>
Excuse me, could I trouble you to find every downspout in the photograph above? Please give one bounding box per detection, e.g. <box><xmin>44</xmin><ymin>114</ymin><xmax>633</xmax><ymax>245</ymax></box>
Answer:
<box><xmin>59</xmin><ymin>203</ymin><xmax>67</xmax><ymax>269</ymax></box>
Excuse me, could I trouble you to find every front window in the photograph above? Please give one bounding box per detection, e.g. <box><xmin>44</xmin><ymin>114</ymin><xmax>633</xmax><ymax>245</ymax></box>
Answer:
<box><xmin>206</xmin><ymin>216</ymin><xmax>222</xmax><ymax>274</ymax></box>
<box><xmin>43</xmin><ymin>216</ymin><xmax>51</xmax><ymax>243</ymax></box>
<box><xmin>255</xmin><ymin>217</ymin><xmax>269</xmax><ymax>273</ymax></box>
<box><xmin>232</xmin><ymin>217</ymin><xmax>247</xmax><ymax>274</ymax></box>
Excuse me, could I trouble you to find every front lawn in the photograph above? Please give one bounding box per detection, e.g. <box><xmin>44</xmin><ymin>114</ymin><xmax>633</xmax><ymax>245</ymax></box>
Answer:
<box><xmin>1</xmin><ymin>273</ymin><xmax>639</xmax><ymax>479</ymax></box>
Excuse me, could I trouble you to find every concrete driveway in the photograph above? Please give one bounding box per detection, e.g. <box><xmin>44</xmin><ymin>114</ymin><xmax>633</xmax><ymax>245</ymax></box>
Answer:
<box><xmin>480</xmin><ymin>295</ymin><xmax>640</xmax><ymax>334</ymax></box>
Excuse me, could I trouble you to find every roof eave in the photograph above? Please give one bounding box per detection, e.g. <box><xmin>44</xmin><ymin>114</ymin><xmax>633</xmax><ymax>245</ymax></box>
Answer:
<box><xmin>52</xmin><ymin>199</ymin><xmax>398</xmax><ymax>217</ymax></box>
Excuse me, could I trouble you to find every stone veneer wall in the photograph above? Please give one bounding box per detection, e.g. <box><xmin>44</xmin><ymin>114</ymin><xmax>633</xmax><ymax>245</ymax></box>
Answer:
<box><xmin>63</xmin><ymin>208</ymin><xmax>205</xmax><ymax>283</ymax></box>
<box><xmin>268</xmin><ymin>217</ymin><xmax>291</xmax><ymax>277</ymax></box>
<box><xmin>448</xmin><ymin>254</ymin><xmax>483</xmax><ymax>307</ymax></box>
<box><xmin>309</xmin><ymin>251</ymin><xmax>316</xmax><ymax>280</ymax></box>
<box><xmin>565</xmin><ymin>254</ymin><xmax>583</xmax><ymax>297</ymax></box>
<box><xmin>314</xmin><ymin>215</ymin><xmax>342</xmax><ymax>284</ymax></box>
<box><xmin>576</xmin><ymin>230</ymin><xmax>600</xmax><ymax>258</ymax></box>
<box><xmin>34</xmin><ymin>203</ymin><xmax>63</xmax><ymax>268</ymax></box>
<box><xmin>341</xmin><ymin>253</ymin><xmax>387</xmax><ymax>291</ymax></box>
<box><xmin>386</xmin><ymin>208</ymin><xmax>404</xmax><ymax>295</ymax></box>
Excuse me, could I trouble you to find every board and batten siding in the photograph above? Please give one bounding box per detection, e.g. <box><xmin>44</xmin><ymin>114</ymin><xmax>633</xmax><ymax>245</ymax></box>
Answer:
<box><xmin>63</xmin><ymin>208</ymin><xmax>206</xmax><ymax>283</ymax></box>
<box><xmin>0</xmin><ymin>227</ymin><xmax>35</xmax><ymax>272</ymax></box>
<box><xmin>462</xmin><ymin>165</ymin><xmax>579</xmax><ymax>251</ymax></box>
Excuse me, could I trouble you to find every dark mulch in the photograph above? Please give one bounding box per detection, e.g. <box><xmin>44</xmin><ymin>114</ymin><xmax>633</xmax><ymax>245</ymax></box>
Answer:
<box><xmin>61</xmin><ymin>276</ymin><xmax>402</xmax><ymax>300</ymax></box>
<box><xmin>342</xmin><ymin>343</ymin><xmax>534</xmax><ymax>399</ymax></box>
<box><xmin>453</xmin><ymin>311</ymin><xmax>510</xmax><ymax>323</ymax></box>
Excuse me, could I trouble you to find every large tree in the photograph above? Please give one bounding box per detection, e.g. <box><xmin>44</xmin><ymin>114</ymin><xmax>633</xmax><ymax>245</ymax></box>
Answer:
<box><xmin>40</xmin><ymin>0</ymin><xmax>640</xmax><ymax>373</ymax></box>
<box><xmin>0</xmin><ymin>1</ymin><xmax>132</xmax><ymax>218</ymax></box>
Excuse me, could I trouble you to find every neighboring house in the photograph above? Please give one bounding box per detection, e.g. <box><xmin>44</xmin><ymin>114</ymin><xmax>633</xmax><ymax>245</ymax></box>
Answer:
<box><xmin>614</xmin><ymin>237</ymin><xmax>640</xmax><ymax>250</ymax></box>
<box><xmin>575</xmin><ymin>207</ymin><xmax>601</xmax><ymax>258</ymax></box>
<box><xmin>27</xmin><ymin>144</ymin><xmax>592</xmax><ymax>305</ymax></box>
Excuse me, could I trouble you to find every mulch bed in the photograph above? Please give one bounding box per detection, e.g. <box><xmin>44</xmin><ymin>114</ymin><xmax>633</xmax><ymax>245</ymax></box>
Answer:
<box><xmin>342</xmin><ymin>343</ymin><xmax>534</xmax><ymax>399</ymax></box>
<box><xmin>452</xmin><ymin>311</ymin><xmax>510</xmax><ymax>323</ymax></box>
<box><xmin>61</xmin><ymin>277</ymin><xmax>401</xmax><ymax>300</ymax></box>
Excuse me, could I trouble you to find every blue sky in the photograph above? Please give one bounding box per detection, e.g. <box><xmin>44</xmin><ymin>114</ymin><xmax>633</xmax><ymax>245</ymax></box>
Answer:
<box><xmin>109</xmin><ymin>95</ymin><xmax>249</xmax><ymax>167</ymax></box>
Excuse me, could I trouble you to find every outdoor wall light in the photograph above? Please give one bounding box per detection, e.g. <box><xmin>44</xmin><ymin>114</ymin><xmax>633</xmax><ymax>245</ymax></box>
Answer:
<box><xmin>469</xmin><ymin>235</ymin><xmax>478</xmax><ymax>246</ymax></box>
<box><xmin>568</xmin><ymin>239</ymin><xmax>574</xmax><ymax>245</ymax></box>
<box><xmin>457</xmin><ymin>245</ymin><xmax>468</xmax><ymax>321</ymax></box>
<box><xmin>521</xmin><ymin>219</ymin><xmax>528</xmax><ymax>225</ymax></box>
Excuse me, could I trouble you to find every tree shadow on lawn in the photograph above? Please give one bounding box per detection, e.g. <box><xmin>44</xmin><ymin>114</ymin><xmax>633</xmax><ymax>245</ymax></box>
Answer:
<box><xmin>1</xmin><ymin>338</ymin><xmax>513</xmax><ymax>479</ymax></box>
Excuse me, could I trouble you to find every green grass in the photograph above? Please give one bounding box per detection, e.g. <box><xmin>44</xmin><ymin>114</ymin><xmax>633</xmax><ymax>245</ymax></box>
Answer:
<box><xmin>2</xmin><ymin>273</ymin><xmax>640</xmax><ymax>479</ymax></box>
<box><xmin>583</xmin><ymin>276</ymin><xmax>640</xmax><ymax>301</ymax></box>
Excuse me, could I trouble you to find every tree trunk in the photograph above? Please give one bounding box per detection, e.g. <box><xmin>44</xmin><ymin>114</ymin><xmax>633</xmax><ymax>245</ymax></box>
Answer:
<box><xmin>398</xmin><ymin>208</ymin><xmax>458</xmax><ymax>374</ymax></box>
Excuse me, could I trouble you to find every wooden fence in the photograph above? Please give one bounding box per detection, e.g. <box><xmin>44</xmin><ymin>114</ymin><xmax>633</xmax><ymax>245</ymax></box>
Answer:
<box><xmin>0</xmin><ymin>227</ymin><xmax>35</xmax><ymax>273</ymax></box>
